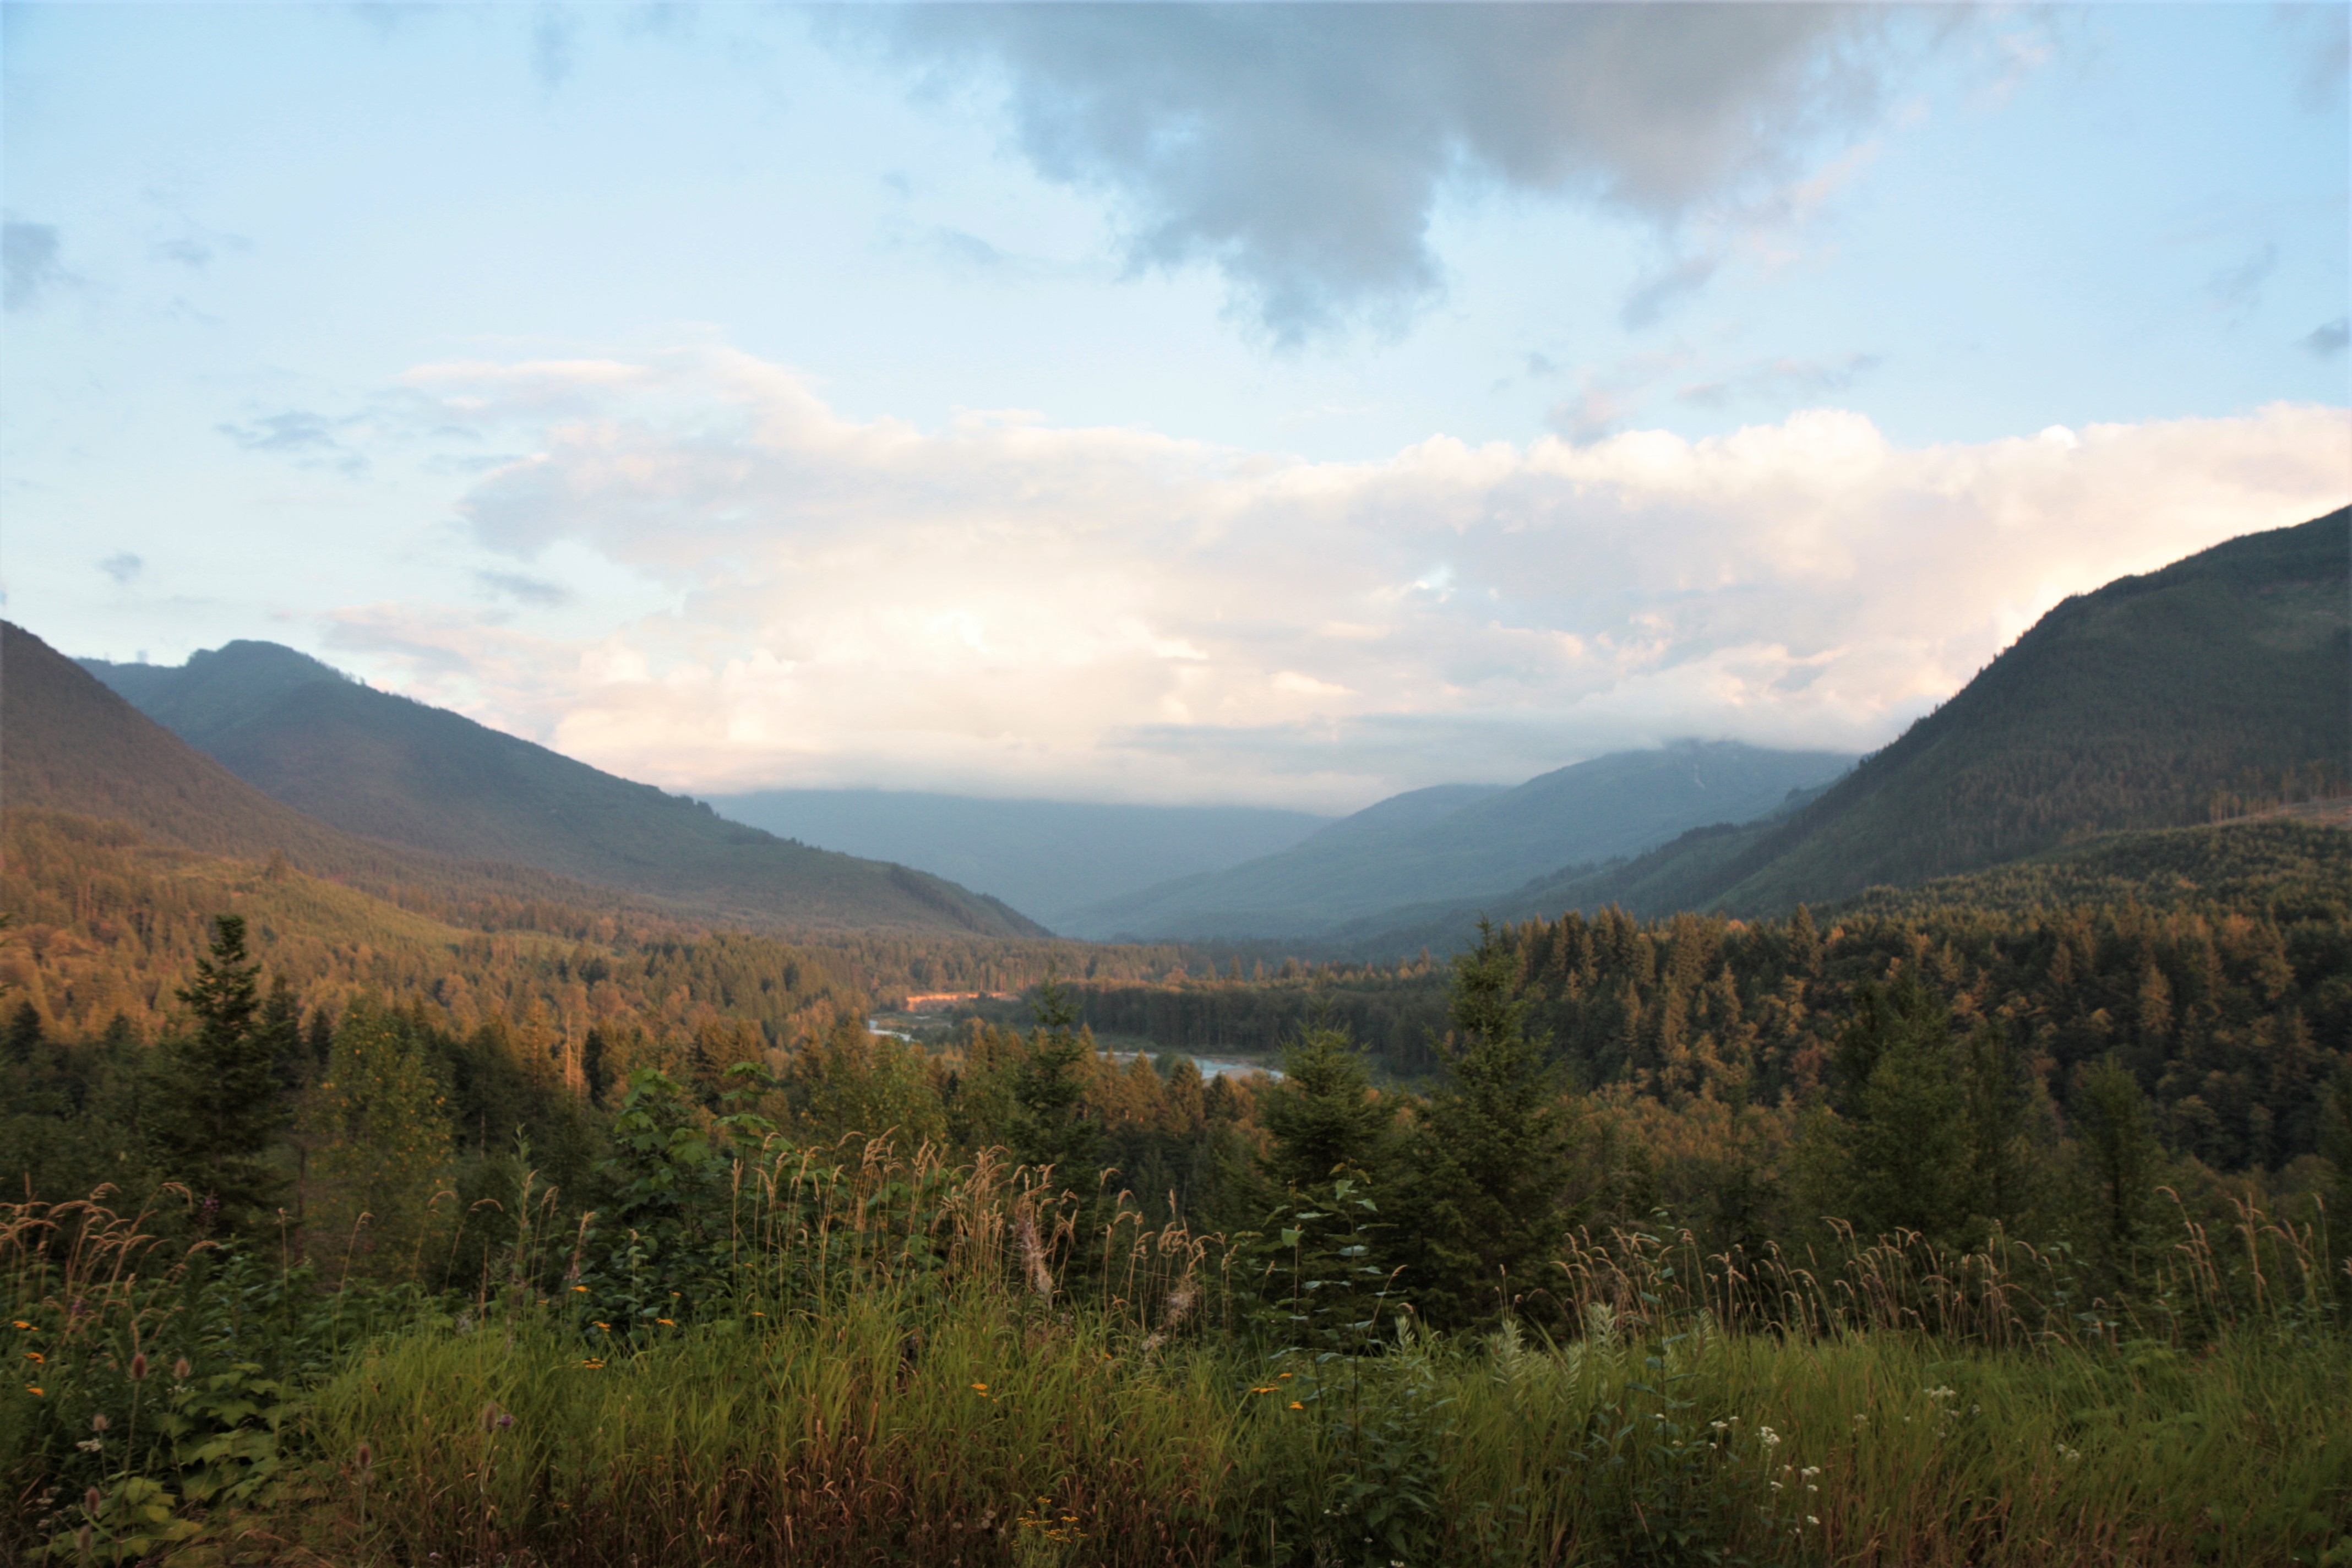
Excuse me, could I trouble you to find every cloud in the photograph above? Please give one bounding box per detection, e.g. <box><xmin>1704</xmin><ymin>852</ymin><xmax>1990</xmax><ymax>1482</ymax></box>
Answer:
<box><xmin>2275</xmin><ymin>2</ymin><xmax>2349</xmax><ymax>111</ymax></box>
<box><xmin>360</xmin><ymin>347</ymin><xmax>2351</xmax><ymax>810</ymax></box>
<box><xmin>217</xmin><ymin>410</ymin><xmax>368</xmax><ymax>475</ymax></box>
<box><xmin>532</xmin><ymin>7</ymin><xmax>579</xmax><ymax>89</ymax></box>
<box><xmin>477</xmin><ymin>569</ymin><xmax>573</xmax><ymax>608</ymax></box>
<box><xmin>840</xmin><ymin>6</ymin><xmax>1912</xmax><ymax>344</ymax></box>
<box><xmin>2304</xmin><ymin>317</ymin><xmax>2349</xmax><ymax>358</ymax></box>
<box><xmin>1621</xmin><ymin>254</ymin><xmax>1722</xmax><ymax>330</ymax></box>
<box><xmin>2209</xmin><ymin>241</ymin><xmax>2280</xmax><ymax>309</ymax></box>
<box><xmin>99</xmin><ymin>553</ymin><xmax>143</xmax><ymax>587</ymax></box>
<box><xmin>3</xmin><ymin>218</ymin><xmax>74</xmax><ymax>312</ymax></box>
<box><xmin>1679</xmin><ymin>352</ymin><xmax>1883</xmax><ymax>409</ymax></box>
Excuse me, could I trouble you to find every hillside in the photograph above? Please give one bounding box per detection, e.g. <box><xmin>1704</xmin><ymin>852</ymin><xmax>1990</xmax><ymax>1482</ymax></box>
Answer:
<box><xmin>708</xmin><ymin>788</ymin><xmax>1332</xmax><ymax>929</ymax></box>
<box><xmin>1325</xmin><ymin>510</ymin><xmax>2351</xmax><ymax>953</ymax></box>
<box><xmin>1064</xmin><ymin>742</ymin><xmax>1852</xmax><ymax>940</ymax></box>
<box><xmin>35</xmin><ymin>628</ymin><xmax>1043</xmax><ymax>938</ymax></box>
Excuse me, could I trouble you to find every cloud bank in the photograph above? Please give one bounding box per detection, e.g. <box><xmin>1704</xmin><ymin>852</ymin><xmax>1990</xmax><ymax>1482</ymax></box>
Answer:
<box><xmin>842</xmin><ymin>4</ymin><xmax>1907</xmax><ymax>341</ymax></box>
<box><xmin>351</xmin><ymin>349</ymin><xmax>2349</xmax><ymax>810</ymax></box>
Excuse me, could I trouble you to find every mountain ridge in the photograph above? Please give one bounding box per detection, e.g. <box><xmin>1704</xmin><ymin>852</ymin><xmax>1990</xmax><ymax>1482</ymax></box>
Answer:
<box><xmin>57</xmin><ymin>631</ymin><xmax>1047</xmax><ymax>938</ymax></box>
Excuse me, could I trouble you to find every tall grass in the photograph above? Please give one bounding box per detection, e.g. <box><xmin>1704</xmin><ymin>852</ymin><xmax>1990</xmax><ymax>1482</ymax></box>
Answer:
<box><xmin>7</xmin><ymin>1151</ymin><xmax>2349</xmax><ymax>1566</ymax></box>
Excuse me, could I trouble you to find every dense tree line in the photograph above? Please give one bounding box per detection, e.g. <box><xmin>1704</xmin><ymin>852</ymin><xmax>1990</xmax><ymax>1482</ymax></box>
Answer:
<box><xmin>9</xmin><ymin>899</ymin><xmax>2348</xmax><ymax>1342</ymax></box>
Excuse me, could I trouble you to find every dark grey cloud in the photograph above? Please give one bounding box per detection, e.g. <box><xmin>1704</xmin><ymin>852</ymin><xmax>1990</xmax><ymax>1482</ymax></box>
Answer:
<box><xmin>3</xmin><ymin>219</ymin><xmax>73</xmax><ymax>313</ymax></box>
<box><xmin>477</xmin><ymin>569</ymin><xmax>574</xmax><ymax>608</ymax></box>
<box><xmin>2305</xmin><ymin>317</ymin><xmax>2350</xmax><ymax>358</ymax></box>
<box><xmin>845</xmin><ymin>4</ymin><xmax>1903</xmax><ymax>345</ymax></box>
<box><xmin>100</xmin><ymin>553</ymin><xmax>144</xmax><ymax>587</ymax></box>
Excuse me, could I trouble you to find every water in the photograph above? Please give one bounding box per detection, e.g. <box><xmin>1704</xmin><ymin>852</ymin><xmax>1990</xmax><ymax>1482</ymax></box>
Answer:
<box><xmin>864</xmin><ymin>1021</ymin><xmax>1280</xmax><ymax>1081</ymax></box>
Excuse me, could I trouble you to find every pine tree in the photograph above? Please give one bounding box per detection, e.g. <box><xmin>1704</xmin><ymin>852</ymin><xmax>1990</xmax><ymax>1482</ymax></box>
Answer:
<box><xmin>1261</xmin><ymin>1023</ymin><xmax>1389</xmax><ymax>1190</ymax></box>
<box><xmin>2073</xmin><ymin>1053</ymin><xmax>2161</xmax><ymax>1287</ymax></box>
<box><xmin>1828</xmin><ymin>976</ymin><xmax>1968</xmax><ymax>1242</ymax></box>
<box><xmin>154</xmin><ymin>914</ymin><xmax>286</xmax><ymax>1230</ymax></box>
<box><xmin>1402</xmin><ymin>921</ymin><xmax>1576</xmax><ymax>1327</ymax></box>
<box><xmin>1011</xmin><ymin>973</ymin><xmax>1103</xmax><ymax>1185</ymax></box>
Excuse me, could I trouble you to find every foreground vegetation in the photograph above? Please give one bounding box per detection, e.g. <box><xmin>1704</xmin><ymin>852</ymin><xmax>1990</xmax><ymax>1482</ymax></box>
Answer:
<box><xmin>4</xmin><ymin>876</ymin><xmax>2350</xmax><ymax>1563</ymax></box>
<box><xmin>7</xmin><ymin>1151</ymin><xmax>2348</xmax><ymax>1567</ymax></box>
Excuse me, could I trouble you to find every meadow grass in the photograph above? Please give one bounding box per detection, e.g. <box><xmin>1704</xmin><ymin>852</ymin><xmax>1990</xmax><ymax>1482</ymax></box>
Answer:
<box><xmin>8</xmin><ymin>1155</ymin><xmax>2349</xmax><ymax>1566</ymax></box>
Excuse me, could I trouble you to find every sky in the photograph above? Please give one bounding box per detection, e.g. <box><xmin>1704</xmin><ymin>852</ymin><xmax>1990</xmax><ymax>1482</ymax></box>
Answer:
<box><xmin>4</xmin><ymin>1</ymin><xmax>2347</xmax><ymax>813</ymax></box>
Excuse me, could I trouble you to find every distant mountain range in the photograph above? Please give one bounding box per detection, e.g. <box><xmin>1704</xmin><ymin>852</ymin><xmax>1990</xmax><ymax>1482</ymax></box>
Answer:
<box><xmin>1328</xmin><ymin>508</ymin><xmax>2350</xmax><ymax>954</ymax></box>
<box><xmin>23</xmin><ymin>508</ymin><xmax>2343</xmax><ymax>953</ymax></box>
<box><xmin>1061</xmin><ymin>742</ymin><xmax>1856</xmax><ymax>940</ymax></box>
<box><xmin>706</xmin><ymin>790</ymin><xmax>1331</xmax><ymax>931</ymax></box>
<box><xmin>48</xmin><ymin>633</ymin><xmax>1046</xmax><ymax>938</ymax></box>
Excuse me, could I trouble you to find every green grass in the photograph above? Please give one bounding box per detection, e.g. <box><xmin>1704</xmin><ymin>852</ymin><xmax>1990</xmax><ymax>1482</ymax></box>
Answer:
<box><xmin>262</xmin><ymin>1303</ymin><xmax>2351</xmax><ymax>1567</ymax></box>
<box><xmin>8</xmin><ymin>1157</ymin><xmax>2349</xmax><ymax>1566</ymax></box>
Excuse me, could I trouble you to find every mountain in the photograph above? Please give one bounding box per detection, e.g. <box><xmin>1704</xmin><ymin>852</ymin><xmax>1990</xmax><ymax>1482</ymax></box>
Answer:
<box><xmin>66</xmin><ymin>635</ymin><xmax>1048</xmax><ymax>938</ymax></box>
<box><xmin>1061</xmin><ymin>741</ymin><xmax>1855</xmax><ymax>940</ymax></box>
<box><xmin>1333</xmin><ymin>508</ymin><xmax>2351</xmax><ymax>952</ymax></box>
<box><xmin>3</xmin><ymin>622</ymin><xmax>616</xmax><ymax>917</ymax></box>
<box><xmin>706</xmin><ymin>789</ymin><xmax>1331</xmax><ymax>930</ymax></box>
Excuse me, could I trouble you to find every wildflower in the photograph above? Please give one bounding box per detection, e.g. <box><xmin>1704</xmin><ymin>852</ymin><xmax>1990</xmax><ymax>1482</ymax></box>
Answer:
<box><xmin>10</xmin><ymin>1321</ymin><xmax>29</xmax><ymax>1330</ymax></box>
<box><xmin>173</xmin><ymin>1357</ymin><xmax>192</xmax><ymax>1381</ymax></box>
<box><xmin>1758</xmin><ymin>1425</ymin><xmax>1782</xmax><ymax>1447</ymax></box>
<box><xmin>86</xmin><ymin>1485</ymin><xmax>103</xmax><ymax>1514</ymax></box>
<box><xmin>1924</xmin><ymin>1385</ymin><xmax>1956</xmax><ymax>1401</ymax></box>
<box><xmin>593</xmin><ymin>1321</ymin><xmax>610</xmax><ymax>1331</ymax></box>
<box><xmin>25</xmin><ymin>1386</ymin><xmax>42</xmax><ymax>1396</ymax></box>
<box><xmin>23</xmin><ymin>1352</ymin><xmax>42</xmax><ymax>1364</ymax></box>
<box><xmin>91</xmin><ymin>1414</ymin><xmax>108</xmax><ymax>1433</ymax></box>
<box><xmin>656</xmin><ymin>1317</ymin><xmax>676</xmax><ymax>1327</ymax></box>
<box><xmin>579</xmin><ymin>1358</ymin><xmax>606</xmax><ymax>1370</ymax></box>
<box><xmin>972</xmin><ymin>1382</ymin><xmax>989</xmax><ymax>1395</ymax></box>
<box><xmin>1801</xmin><ymin>1466</ymin><xmax>1820</xmax><ymax>1478</ymax></box>
<box><xmin>1250</xmin><ymin>1386</ymin><xmax>1276</xmax><ymax>1395</ymax></box>
<box><xmin>128</xmin><ymin>1351</ymin><xmax>148</xmax><ymax>1382</ymax></box>
<box><xmin>1807</xmin><ymin>1516</ymin><xmax>1821</xmax><ymax>1526</ymax></box>
<box><xmin>571</xmin><ymin>1286</ymin><xmax>589</xmax><ymax>1294</ymax></box>
<box><xmin>1289</xmin><ymin>1401</ymin><xmax>1304</xmax><ymax>1411</ymax></box>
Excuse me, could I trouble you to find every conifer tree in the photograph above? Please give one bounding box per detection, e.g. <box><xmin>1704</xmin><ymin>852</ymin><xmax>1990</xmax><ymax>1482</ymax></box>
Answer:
<box><xmin>1827</xmin><ymin>976</ymin><xmax>1968</xmax><ymax>1242</ymax></box>
<box><xmin>1261</xmin><ymin>1023</ymin><xmax>1389</xmax><ymax>1190</ymax></box>
<box><xmin>155</xmin><ymin>914</ymin><xmax>286</xmax><ymax>1229</ymax></box>
<box><xmin>1011</xmin><ymin>973</ymin><xmax>1103</xmax><ymax>1185</ymax></box>
<box><xmin>1402</xmin><ymin>921</ymin><xmax>1576</xmax><ymax>1326</ymax></box>
<box><xmin>2073</xmin><ymin>1053</ymin><xmax>2161</xmax><ymax>1286</ymax></box>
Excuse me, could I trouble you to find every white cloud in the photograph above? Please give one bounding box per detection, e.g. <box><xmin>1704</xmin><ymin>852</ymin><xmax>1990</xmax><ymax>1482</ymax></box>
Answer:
<box><xmin>353</xmin><ymin>347</ymin><xmax>2351</xmax><ymax>810</ymax></box>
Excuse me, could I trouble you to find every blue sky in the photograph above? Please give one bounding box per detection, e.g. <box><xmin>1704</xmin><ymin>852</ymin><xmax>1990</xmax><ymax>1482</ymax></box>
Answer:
<box><xmin>4</xmin><ymin>3</ymin><xmax>2347</xmax><ymax>809</ymax></box>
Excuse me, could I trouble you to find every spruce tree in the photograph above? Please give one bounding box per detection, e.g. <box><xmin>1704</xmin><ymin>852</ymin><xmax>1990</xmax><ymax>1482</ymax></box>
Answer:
<box><xmin>1403</xmin><ymin>921</ymin><xmax>1576</xmax><ymax>1327</ymax></box>
<box><xmin>1261</xmin><ymin>1023</ymin><xmax>1389</xmax><ymax>1190</ymax></box>
<box><xmin>1827</xmin><ymin>976</ymin><xmax>1968</xmax><ymax>1242</ymax></box>
<box><xmin>1010</xmin><ymin>973</ymin><xmax>1103</xmax><ymax>1185</ymax></box>
<box><xmin>155</xmin><ymin>914</ymin><xmax>285</xmax><ymax>1230</ymax></box>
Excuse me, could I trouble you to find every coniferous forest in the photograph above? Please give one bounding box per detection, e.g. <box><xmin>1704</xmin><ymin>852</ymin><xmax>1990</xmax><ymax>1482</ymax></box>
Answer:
<box><xmin>5</xmin><ymin>801</ymin><xmax>2351</xmax><ymax>1564</ymax></box>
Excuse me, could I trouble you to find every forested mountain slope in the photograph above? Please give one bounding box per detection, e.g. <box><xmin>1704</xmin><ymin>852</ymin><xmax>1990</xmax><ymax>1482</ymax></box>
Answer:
<box><xmin>1702</xmin><ymin>508</ymin><xmax>2349</xmax><ymax>912</ymax></box>
<box><xmin>1066</xmin><ymin>742</ymin><xmax>1851</xmax><ymax>940</ymax></box>
<box><xmin>1331</xmin><ymin>510</ymin><xmax>2350</xmax><ymax>951</ymax></box>
<box><xmin>73</xmin><ymin>635</ymin><xmax>1048</xmax><ymax>938</ymax></box>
